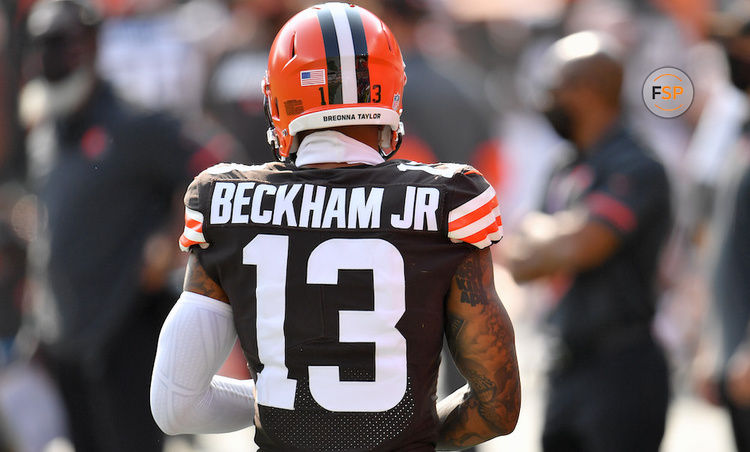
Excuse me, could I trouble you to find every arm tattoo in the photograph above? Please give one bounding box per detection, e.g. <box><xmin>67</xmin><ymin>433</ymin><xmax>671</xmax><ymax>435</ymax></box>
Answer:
<box><xmin>453</xmin><ymin>248</ymin><xmax>495</xmax><ymax>306</ymax></box>
<box><xmin>183</xmin><ymin>252</ymin><xmax>230</xmax><ymax>303</ymax></box>
<box><xmin>438</xmin><ymin>248</ymin><xmax>521</xmax><ymax>449</ymax></box>
<box><xmin>446</xmin><ymin>315</ymin><xmax>465</xmax><ymax>341</ymax></box>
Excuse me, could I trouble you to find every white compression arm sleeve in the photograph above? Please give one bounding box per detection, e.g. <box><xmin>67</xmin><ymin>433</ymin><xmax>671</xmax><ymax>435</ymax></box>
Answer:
<box><xmin>150</xmin><ymin>291</ymin><xmax>255</xmax><ymax>435</ymax></box>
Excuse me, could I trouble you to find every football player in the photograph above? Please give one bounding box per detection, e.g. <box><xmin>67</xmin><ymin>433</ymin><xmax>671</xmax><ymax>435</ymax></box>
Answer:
<box><xmin>150</xmin><ymin>3</ymin><xmax>520</xmax><ymax>450</ymax></box>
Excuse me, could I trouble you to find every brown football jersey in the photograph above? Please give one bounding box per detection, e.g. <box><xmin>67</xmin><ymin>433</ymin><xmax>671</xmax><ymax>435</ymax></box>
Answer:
<box><xmin>179</xmin><ymin>159</ymin><xmax>502</xmax><ymax>451</ymax></box>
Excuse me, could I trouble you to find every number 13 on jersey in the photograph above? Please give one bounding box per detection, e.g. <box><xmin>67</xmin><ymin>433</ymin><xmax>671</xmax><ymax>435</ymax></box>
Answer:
<box><xmin>243</xmin><ymin>234</ymin><xmax>408</xmax><ymax>412</ymax></box>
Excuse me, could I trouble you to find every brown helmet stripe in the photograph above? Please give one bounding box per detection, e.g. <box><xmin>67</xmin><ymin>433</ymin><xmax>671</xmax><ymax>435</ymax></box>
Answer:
<box><xmin>317</xmin><ymin>8</ymin><xmax>343</xmax><ymax>105</ymax></box>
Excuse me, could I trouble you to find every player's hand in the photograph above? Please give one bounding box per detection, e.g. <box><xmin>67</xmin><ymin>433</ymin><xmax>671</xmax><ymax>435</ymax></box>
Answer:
<box><xmin>727</xmin><ymin>345</ymin><xmax>750</xmax><ymax>407</ymax></box>
<box><xmin>141</xmin><ymin>232</ymin><xmax>178</xmax><ymax>292</ymax></box>
<box><xmin>502</xmin><ymin>212</ymin><xmax>551</xmax><ymax>280</ymax></box>
<box><xmin>694</xmin><ymin>372</ymin><xmax>722</xmax><ymax>406</ymax></box>
<box><xmin>692</xmin><ymin>349</ymin><xmax>721</xmax><ymax>406</ymax></box>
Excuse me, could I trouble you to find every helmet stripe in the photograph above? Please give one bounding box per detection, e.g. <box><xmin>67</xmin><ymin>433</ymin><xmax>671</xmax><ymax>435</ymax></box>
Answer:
<box><xmin>345</xmin><ymin>7</ymin><xmax>371</xmax><ymax>104</ymax></box>
<box><xmin>330</xmin><ymin>4</ymin><xmax>358</xmax><ymax>104</ymax></box>
<box><xmin>317</xmin><ymin>8</ymin><xmax>343</xmax><ymax>104</ymax></box>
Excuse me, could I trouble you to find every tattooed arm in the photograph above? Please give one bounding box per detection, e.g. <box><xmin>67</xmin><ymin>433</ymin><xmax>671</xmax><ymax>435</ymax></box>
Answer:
<box><xmin>436</xmin><ymin>247</ymin><xmax>521</xmax><ymax>450</ymax></box>
<box><xmin>183</xmin><ymin>252</ymin><xmax>230</xmax><ymax>302</ymax></box>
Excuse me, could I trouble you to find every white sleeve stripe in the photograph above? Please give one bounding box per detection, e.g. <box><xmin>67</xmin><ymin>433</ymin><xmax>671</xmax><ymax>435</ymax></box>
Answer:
<box><xmin>466</xmin><ymin>228</ymin><xmax>504</xmax><ymax>250</ymax></box>
<box><xmin>487</xmin><ymin>228</ymin><xmax>503</xmax><ymax>242</ymax></box>
<box><xmin>448</xmin><ymin>186</ymin><xmax>497</xmax><ymax>223</ymax></box>
<box><xmin>473</xmin><ymin>238</ymin><xmax>492</xmax><ymax>249</ymax></box>
<box><xmin>182</xmin><ymin>227</ymin><xmax>206</xmax><ymax>243</ymax></box>
<box><xmin>447</xmin><ymin>212</ymin><xmax>499</xmax><ymax>240</ymax></box>
<box><xmin>185</xmin><ymin>207</ymin><xmax>204</xmax><ymax>223</ymax></box>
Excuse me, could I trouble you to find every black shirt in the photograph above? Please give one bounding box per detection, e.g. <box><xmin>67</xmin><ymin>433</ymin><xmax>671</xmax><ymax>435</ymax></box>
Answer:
<box><xmin>711</xmin><ymin>137</ymin><xmax>750</xmax><ymax>367</ymax></box>
<box><xmin>27</xmin><ymin>82</ymin><xmax>200</xmax><ymax>358</ymax></box>
<box><xmin>543</xmin><ymin>124</ymin><xmax>672</xmax><ymax>352</ymax></box>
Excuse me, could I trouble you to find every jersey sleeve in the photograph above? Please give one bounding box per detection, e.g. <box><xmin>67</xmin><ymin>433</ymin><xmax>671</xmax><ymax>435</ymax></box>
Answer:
<box><xmin>445</xmin><ymin>167</ymin><xmax>503</xmax><ymax>249</ymax></box>
<box><xmin>584</xmin><ymin>159</ymin><xmax>669</xmax><ymax>239</ymax></box>
<box><xmin>179</xmin><ymin>176</ymin><xmax>210</xmax><ymax>251</ymax></box>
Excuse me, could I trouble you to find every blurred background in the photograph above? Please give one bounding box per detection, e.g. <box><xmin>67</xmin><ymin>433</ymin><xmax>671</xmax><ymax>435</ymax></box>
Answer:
<box><xmin>0</xmin><ymin>0</ymin><xmax>748</xmax><ymax>451</ymax></box>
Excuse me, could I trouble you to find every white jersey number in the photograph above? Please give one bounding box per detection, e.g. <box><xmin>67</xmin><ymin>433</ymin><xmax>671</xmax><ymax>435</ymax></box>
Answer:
<box><xmin>243</xmin><ymin>235</ymin><xmax>407</xmax><ymax>412</ymax></box>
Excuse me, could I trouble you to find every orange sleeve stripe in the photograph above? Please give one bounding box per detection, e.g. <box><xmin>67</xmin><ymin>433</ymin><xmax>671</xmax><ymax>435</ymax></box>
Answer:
<box><xmin>448</xmin><ymin>197</ymin><xmax>499</xmax><ymax>231</ymax></box>
<box><xmin>185</xmin><ymin>216</ymin><xmax>203</xmax><ymax>233</ymax></box>
<box><xmin>179</xmin><ymin>234</ymin><xmax>201</xmax><ymax>248</ymax></box>
<box><xmin>458</xmin><ymin>218</ymin><xmax>501</xmax><ymax>244</ymax></box>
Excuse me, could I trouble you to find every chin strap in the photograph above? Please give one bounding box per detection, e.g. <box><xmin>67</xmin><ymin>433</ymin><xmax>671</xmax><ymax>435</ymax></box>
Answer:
<box><xmin>378</xmin><ymin>122</ymin><xmax>405</xmax><ymax>160</ymax></box>
<box><xmin>263</xmin><ymin>95</ymin><xmax>285</xmax><ymax>161</ymax></box>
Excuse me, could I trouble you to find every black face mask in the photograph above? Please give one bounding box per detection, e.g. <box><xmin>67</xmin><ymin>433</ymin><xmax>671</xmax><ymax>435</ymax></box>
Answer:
<box><xmin>543</xmin><ymin>103</ymin><xmax>574</xmax><ymax>141</ymax></box>
<box><xmin>40</xmin><ymin>35</ymin><xmax>77</xmax><ymax>82</ymax></box>
<box><xmin>728</xmin><ymin>53</ymin><xmax>750</xmax><ymax>93</ymax></box>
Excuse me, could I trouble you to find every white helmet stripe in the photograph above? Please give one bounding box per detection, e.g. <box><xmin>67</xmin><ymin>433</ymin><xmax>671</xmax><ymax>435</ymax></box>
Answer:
<box><xmin>330</xmin><ymin>3</ymin><xmax>358</xmax><ymax>104</ymax></box>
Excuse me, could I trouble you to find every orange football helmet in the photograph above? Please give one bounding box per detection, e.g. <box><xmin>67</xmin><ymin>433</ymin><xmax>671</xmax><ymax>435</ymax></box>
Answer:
<box><xmin>263</xmin><ymin>2</ymin><xmax>406</xmax><ymax>161</ymax></box>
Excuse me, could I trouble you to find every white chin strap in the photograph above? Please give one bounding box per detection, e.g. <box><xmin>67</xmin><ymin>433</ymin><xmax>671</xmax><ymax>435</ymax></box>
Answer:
<box><xmin>379</xmin><ymin>122</ymin><xmax>405</xmax><ymax>157</ymax></box>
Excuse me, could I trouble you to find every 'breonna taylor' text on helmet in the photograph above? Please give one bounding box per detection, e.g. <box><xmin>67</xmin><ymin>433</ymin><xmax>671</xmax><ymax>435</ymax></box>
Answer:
<box><xmin>263</xmin><ymin>2</ymin><xmax>407</xmax><ymax>161</ymax></box>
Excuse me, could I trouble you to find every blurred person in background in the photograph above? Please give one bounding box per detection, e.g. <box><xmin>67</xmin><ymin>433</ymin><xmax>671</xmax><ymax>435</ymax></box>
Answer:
<box><xmin>94</xmin><ymin>0</ymin><xmax>242</xmax><ymax>166</ymax></box>
<box><xmin>94</xmin><ymin>0</ymin><xmax>206</xmax><ymax>114</ymax></box>
<box><xmin>694</xmin><ymin>14</ymin><xmax>750</xmax><ymax>452</ymax></box>
<box><xmin>16</xmin><ymin>0</ymin><xmax>216</xmax><ymax>450</ymax></box>
<box><xmin>0</xmin><ymin>186</ymin><xmax>32</xmax><ymax>452</ymax></box>
<box><xmin>706</xmin><ymin>158</ymin><xmax>750</xmax><ymax>452</ymax></box>
<box><xmin>506</xmin><ymin>31</ymin><xmax>671</xmax><ymax>452</ymax></box>
<box><xmin>377</xmin><ymin>0</ymin><xmax>501</xmax><ymax>185</ymax></box>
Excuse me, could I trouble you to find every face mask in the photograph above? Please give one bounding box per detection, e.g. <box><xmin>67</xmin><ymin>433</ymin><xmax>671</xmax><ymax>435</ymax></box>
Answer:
<box><xmin>40</xmin><ymin>34</ymin><xmax>80</xmax><ymax>82</ymax></box>
<box><xmin>728</xmin><ymin>53</ymin><xmax>750</xmax><ymax>93</ymax></box>
<box><xmin>543</xmin><ymin>103</ymin><xmax>574</xmax><ymax>141</ymax></box>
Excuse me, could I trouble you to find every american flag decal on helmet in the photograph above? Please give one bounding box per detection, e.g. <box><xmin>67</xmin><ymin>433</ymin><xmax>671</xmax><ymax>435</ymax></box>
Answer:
<box><xmin>447</xmin><ymin>186</ymin><xmax>503</xmax><ymax>249</ymax></box>
<box><xmin>179</xmin><ymin>207</ymin><xmax>209</xmax><ymax>251</ymax></box>
<box><xmin>300</xmin><ymin>69</ymin><xmax>326</xmax><ymax>86</ymax></box>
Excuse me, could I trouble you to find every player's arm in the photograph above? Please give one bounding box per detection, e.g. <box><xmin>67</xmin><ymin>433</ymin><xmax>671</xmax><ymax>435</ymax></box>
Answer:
<box><xmin>436</xmin><ymin>248</ymin><xmax>521</xmax><ymax>450</ymax></box>
<box><xmin>150</xmin><ymin>253</ymin><xmax>254</xmax><ymax>435</ymax></box>
<box><xmin>505</xmin><ymin>209</ymin><xmax>620</xmax><ymax>283</ymax></box>
<box><xmin>183</xmin><ymin>251</ymin><xmax>230</xmax><ymax>302</ymax></box>
<box><xmin>507</xmin><ymin>160</ymin><xmax>669</xmax><ymax>284</ymax></box>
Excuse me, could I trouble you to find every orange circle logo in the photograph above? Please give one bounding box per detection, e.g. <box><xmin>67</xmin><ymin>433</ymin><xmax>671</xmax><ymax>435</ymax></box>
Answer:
<box><xmin>642</xmin><ymin>67</ymin><xmax>694</xmax><ymax>118</ymax></box>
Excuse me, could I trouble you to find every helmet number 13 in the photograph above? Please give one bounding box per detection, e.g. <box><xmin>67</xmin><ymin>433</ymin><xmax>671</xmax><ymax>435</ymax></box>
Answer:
<box><xmin>243</xmin><ymin>234</ymin><xmax>407</xmax><ymax>412</ymax></box>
